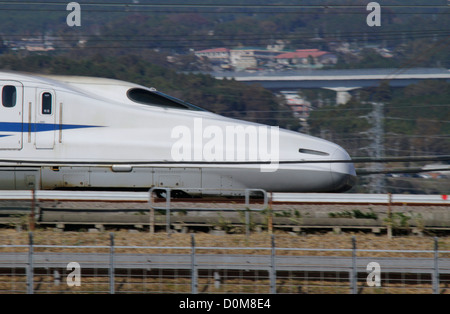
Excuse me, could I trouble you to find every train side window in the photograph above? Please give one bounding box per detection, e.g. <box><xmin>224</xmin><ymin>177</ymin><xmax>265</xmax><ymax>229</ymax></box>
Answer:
<box><xmin>127</xmin><ymin>88</ymin><xmax>189</xmax><ymax>109</ymax></box>
<box><xmin>127</xmin><ymin>88</ymin><xmax>207</xmax><ymax>111</ymax></box>
<box><xmin>2</xmin><ymin>85</ymin><xmax>17</xmax><ymax>108</ymax></box>
<box><xmin>42</xmin><ymin>92</ymin><xmax>52</xmax><ymax>115</ymax></box>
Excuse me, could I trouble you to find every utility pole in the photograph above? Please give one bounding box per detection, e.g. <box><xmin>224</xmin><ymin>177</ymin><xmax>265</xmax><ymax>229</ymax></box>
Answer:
<box><xmin>370</xmin><ymin>102</ymin><xmax>385</xmax><ymax>194</ymax></box>
<box><xmin>360</xmin><ymin>101</ymin><xmax>386</xmax><ymax>194</ymax></box>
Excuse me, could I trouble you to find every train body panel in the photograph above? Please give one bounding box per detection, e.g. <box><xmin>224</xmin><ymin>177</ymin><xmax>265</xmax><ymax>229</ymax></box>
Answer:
<box><xmin>0</xmin><ymin>71</ymin><xmax>356</xmax><ymax>194</ymax></box>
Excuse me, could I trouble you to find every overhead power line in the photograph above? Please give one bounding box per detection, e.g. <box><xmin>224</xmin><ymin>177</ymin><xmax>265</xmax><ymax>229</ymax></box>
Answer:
<box><xmin>0</xmin><ymin>1</ymin><xmax>448</xmax><ymax>14</ymax></box>
<box><xmin>0</xmin><ymin>2</ymin><xmax>448</xmax><ymax>8</ymax></box>
<box><xmin>0</xmin><ymin>8</ymin><xmax>448</xmax><ymax>15</ymax></box>
<box><xmin>4</xmin><ymin>29</ymin><xmax>449</xmax><ymax>41</ymax></box>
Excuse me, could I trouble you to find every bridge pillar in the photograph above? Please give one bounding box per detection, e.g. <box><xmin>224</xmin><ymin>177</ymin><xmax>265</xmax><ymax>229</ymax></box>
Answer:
<box><xmin>323</xmin><ymin>87</ymin><xmax>360</xmax><ymax>105</ymax></box>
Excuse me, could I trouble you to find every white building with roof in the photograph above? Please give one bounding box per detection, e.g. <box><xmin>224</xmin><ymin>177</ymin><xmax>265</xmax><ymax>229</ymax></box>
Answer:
<box><xmin>194</xmin><ymin>48</ymin><xmax>230</xmax><ymax>61</ymax></box>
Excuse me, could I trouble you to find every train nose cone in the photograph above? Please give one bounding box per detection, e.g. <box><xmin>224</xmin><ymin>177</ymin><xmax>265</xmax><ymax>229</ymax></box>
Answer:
<box><xmin>330</xmin><ymin>147</ymin><xmax>357</xmax><ymax>192</ymax></box>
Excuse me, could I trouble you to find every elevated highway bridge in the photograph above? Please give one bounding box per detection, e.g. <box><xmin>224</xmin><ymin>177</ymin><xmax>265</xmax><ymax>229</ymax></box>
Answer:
<box><xmin>213</xmin><ymin>67</ymin><xmax>450</xmax><ymax>104</ymax></box>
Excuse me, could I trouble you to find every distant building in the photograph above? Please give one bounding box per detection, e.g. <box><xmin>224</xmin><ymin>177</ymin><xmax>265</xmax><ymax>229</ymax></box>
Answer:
<box><xmin>280</xmin><ymin>91</ymin><xmax>312</xmax><ymax>122</ymax></box>
<box><xmin>25</xmin><ymin>44</ymin><xmax>55</xmax><ymax>52</ymax></box>
<box><xmin>275</xmin><ymin>49</ymin><xmax>337</xmax><ymax>67</ymax></box>
<box><xmin>194</xmin><ymin>47</ymin><xmax>231</xmax><ymax>69</ymax></box>
<box><xmin>194</xmin><ymin>46</ymin><xmax>338</xmax><ymax>71</ymax></box>
<box><xmin>195</xmin><ymin>47</ymin><xmax>284</xmax><ymax>70</ymax></box>
<box><xmin>6</xmin><ymin>36</ymin><xmax>55</xmax><ymax>52</ymax></box>
<box><xmin>194</xmin><ymin>48</ymin><xmax>230</xmax><ymax>61</ymax></box>
<box><xmin>229</xmin><ymin>47</ymin><xmax>284</xmax><ymax>70</ymax></box>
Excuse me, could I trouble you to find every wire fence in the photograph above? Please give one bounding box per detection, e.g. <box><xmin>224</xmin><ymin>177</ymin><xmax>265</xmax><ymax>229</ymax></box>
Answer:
<box><xmin>1</xmin><ymin>232</ymin><xmax>449</xmax><ymax>294</ymax></box>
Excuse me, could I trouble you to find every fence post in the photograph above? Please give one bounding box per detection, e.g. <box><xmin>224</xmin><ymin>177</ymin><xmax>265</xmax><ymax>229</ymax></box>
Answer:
<box><xmin>433</xmin><ymin>237</ymin><xmax>439</xmax><ymax>294</ymax></box>
<box><xmin>191</xmin><ymin>234</ymin><xmax>198</xmax><ymax>294</ymax></box>
<box><xmin>387</xmin><ymin>193</ymin><xmax>392</xmax><ymax>239</ymax></box>
<box><xmin>351</xmin><ymin>236</ymin><xmax>357</xmax><ymax>294</ymax></box>
<box><xmin>245</xmin><ymin>210</ymin><xmax>250</xmax><ymax>238</ymax></box>
<box><xmin>166</xmin><ymin>188</ymin><xmax>172</xmax><ymax>235</ymax></box>
<box><xmin>27</xmin><ymin>232</ymin><xmax>34</xmax><ymax>294</ymax></box>
<box><xmin>244</xmin><ymin>189</ymin><xmax>268</xmax><ymax>237</ymax></box>
<box><xmin>109</xmin><ymin>232</ymin><xmax>115</xmax><ymax>294</ymax></box>
<box><xmin>149</xmin><ymin>188</ymin><xmax>155</xmax><ymax>234</ymax></box>
<box><xmin>268</xmin><ymin>192</ymin><xmax>273</xmax><ymax>235</ymax></box>
<box><xmin>245</xmin><ymin>190</ymin><xmax>250</xmax><ymax>237</ymax></box>
<box><xmin>30</xmin><ymin>188</ymin><xmax>36</xmax><ymax>231</ymax></box>
<box><xmin>148</xmin><ymin>187</ymin><xmax>172</xmax><ymax>234</ymax></box>
<box><xmin>270</xmin><ymin>234</ymin><xmax>276</xmax><ymax>294</ymax></box>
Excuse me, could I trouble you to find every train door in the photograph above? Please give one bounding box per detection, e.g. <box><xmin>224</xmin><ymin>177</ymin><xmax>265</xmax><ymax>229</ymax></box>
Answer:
<box><xmin>0</xmin><ymin>81</ymin><xmax>23</xmax><ymax>150</ymax></box>
<box><xmin>35</xmin><ymin>88</ymin><xmax>56</xmax><ymax>149</ymax></box>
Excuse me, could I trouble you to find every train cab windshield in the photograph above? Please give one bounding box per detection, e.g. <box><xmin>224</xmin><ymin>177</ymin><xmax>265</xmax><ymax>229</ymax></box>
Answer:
<box><xmin>127</xmin><ymin>88</ymin><xmax>207</xmax><ymax>111</ymax></box>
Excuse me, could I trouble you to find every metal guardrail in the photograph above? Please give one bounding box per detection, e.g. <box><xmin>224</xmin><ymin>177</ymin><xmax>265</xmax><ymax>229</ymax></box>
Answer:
<box><xmin>0</xmin><ymin>190</ymin><xmax>148</xmax><ymax>201</ymax></box>
<box><xmin>272</xmin><ymin>193</ymin><xmax>450</xmax><ymax>204</ymax></box>
<box><xmin>0</xmin><ymin>189</ymin><xmax>449</xmax><ymax>235</ymax></box>
<box><xmin>148</xmin><ymin>187</ymin><xmax>268</xmax><ymax>235</ymax></box>
<box><xmin>0</xmin><ymin>190</ymin><xmax>448</xmax><ymax>204</ymax></box>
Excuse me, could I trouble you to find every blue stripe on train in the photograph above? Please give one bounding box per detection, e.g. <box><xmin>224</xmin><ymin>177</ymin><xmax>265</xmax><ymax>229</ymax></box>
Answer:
<box><xmin>0</xmin><ymin>122</ymin><xmax>102</xmax><ymax>133</ymax></box>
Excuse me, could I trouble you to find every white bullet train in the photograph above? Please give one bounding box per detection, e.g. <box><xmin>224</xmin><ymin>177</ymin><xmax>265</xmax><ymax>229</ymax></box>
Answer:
<box><xmin>0</xmin><ymin>71</ymin><xmax>356</xmax><ymax>194</ymax></box>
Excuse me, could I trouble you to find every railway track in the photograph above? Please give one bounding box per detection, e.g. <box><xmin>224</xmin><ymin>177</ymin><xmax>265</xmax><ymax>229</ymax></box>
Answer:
<box><xmin>0</xmin><ymin>190</ymin><xmax>449</xmax><ymax>234</ymax></box>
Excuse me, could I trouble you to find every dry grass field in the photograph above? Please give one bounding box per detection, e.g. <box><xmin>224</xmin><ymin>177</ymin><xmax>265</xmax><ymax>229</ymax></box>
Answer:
<box><xmin>1</xmin><ymin>228</ymin><xmax>449</xmax><ymax>253</ymax></box>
